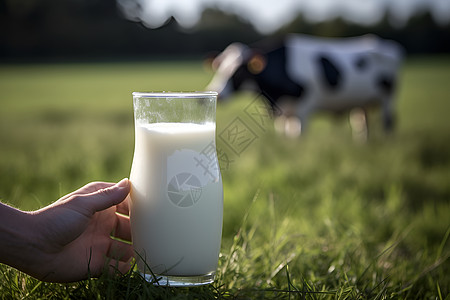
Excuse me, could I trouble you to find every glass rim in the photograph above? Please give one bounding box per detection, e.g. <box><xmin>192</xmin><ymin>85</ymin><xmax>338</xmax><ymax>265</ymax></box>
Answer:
<box><xmin>132</xmin><ymin>91</ymin><xmax>218</xmax><ymax>98</ymax></box>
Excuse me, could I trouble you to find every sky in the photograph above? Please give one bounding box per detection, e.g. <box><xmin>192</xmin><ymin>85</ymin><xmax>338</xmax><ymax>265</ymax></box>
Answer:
<box><xmin>118</xmin><ymin>0</ymin><xmax>450</xmax><ymax>34</ymax></box>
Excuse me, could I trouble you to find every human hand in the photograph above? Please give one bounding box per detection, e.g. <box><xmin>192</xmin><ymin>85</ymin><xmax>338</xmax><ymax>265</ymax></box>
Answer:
<box><xmin>0</xmin><ymin>179</ymin><xmax>133</xmax><ymax>283</ymax></box>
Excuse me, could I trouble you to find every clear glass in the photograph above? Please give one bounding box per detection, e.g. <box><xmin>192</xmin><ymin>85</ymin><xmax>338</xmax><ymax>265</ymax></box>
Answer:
<box><xmin>129</xmin><ymin>92</ymin><xmax>223</xmax><ymax>287</ymax></box>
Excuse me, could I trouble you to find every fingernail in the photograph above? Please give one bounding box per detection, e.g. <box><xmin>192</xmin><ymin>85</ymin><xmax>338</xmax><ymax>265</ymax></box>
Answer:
<box><xmin>116</xmin><ymin>178</ymin><xmax>129</xmax><ymax>188</ymax></box>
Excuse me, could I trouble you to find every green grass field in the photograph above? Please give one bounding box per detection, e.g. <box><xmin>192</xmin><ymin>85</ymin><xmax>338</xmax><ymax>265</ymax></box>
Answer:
<box><xmin>0</xmin><ymin>57</ymin><xmax>449</xmax><ymax>299</ymax></box>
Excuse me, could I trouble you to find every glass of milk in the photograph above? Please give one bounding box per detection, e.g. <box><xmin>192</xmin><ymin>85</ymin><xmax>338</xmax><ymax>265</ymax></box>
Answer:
<box><xmin>129</xmin><ymin>92</ymin><xmax>223</xmax><ymax>287</ymax></box>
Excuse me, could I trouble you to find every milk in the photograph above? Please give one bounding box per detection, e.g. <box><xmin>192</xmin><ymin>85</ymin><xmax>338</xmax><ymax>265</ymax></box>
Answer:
<box><xmin>130</xmin><ymin>122</ymin><xmax>223</xmax><ymax>277</ymax></box>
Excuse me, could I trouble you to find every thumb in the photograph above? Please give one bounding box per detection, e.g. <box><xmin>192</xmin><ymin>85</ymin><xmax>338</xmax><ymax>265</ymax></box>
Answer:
<box><xmin>80</xmin><ymin>178</ymin><xmax>130</xmax><ymax>214</ymax></box>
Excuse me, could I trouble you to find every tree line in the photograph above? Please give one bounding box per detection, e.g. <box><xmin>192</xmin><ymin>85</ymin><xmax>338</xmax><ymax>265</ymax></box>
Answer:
<box><xmin>0</xmin><ymin>0</ymin><xmax>449</xmax><ymax>62</ymax></box>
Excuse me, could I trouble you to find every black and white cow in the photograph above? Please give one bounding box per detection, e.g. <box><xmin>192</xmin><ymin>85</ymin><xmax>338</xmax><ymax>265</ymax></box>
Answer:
<box><xmin>206</xmin><ymin>34</ymin><xmax>403</xmax><ymax>140</ymax></box>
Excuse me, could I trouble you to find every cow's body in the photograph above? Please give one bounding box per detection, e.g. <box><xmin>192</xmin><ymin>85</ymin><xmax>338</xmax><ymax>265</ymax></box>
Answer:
<box><xmin>206</xmin><ymin>34</ymin><xmax>403</xmax><ymax>139</ymax></box>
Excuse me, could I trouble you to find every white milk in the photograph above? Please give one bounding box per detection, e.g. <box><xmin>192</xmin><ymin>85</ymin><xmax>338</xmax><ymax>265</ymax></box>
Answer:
<box><xmin>130</xmin><ymin>122</ymin><xmax>223</xmax><ymax>276</ymax></box>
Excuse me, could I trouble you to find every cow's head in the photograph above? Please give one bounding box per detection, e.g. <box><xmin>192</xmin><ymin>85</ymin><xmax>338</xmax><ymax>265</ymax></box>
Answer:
<box><xmin>206</xmin><ymin>43</ymin><xmax>266</xmax><ymax>100</ymax></box>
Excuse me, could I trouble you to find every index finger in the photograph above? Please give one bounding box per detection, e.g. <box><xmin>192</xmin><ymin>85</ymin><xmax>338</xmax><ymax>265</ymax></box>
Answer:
<box><xmin>58</xmin><ymin>182</ymin><xmax>116</xmax><ymax>202</ymax></box>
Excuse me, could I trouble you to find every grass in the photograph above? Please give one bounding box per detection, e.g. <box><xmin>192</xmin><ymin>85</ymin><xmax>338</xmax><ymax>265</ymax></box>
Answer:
<box><xmin>0</xmin><ymin>56</ymin><xmax>449</xmax><ymax>299</ymax></box>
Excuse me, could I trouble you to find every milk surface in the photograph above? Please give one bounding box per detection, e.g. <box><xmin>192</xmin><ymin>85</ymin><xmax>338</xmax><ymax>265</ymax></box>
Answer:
<box><xmin>130</xmin><ymin>122</ymin><xmax>223</xmax><ymax>276</ymax></box>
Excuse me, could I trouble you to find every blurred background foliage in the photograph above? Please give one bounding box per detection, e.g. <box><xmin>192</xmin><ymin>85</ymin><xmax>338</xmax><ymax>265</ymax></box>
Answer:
<box><xmin>0</xmin><ymin>0</ymin><xmax>449</xmax><ymax>62</ymax></box>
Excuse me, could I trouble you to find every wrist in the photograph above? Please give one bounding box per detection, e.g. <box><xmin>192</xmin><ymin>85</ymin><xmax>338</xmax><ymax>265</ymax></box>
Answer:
<box><xmin>0</xmin><ymin>203</ymin><xmax>46</xmax><ymax>278</ymax></box>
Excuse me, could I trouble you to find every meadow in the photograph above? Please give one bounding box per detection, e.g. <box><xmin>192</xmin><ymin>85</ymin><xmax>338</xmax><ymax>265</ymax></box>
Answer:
<box><xmin>0</xmin><ymin>56</ymin><xmax>449</xmax><ymax>299</ymax></box>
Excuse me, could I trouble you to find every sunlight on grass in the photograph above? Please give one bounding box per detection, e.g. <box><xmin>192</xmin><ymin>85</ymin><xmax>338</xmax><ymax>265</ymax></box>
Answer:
<box><xmin>0</xmin><ymin>57</ymin><xmax>449</xmax><ymax>299</ymax></box>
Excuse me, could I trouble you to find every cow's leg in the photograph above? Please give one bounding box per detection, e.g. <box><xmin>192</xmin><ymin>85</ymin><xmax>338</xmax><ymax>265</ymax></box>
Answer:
<box><xmin>274</xmin><ymin>114</ymin><xmax>302</xmax><ymax>138</ymax></box>
<box><xmin>381</xmin><ymin>97</ymin><xmax>395</xmax><ymax>133</ymax></box>
<box><xmin>349</xmin><ymin>107</ymin><xmax>368</xmax><ymax>142</ymax></box>
<box><xmin>294</xmin><ymin>97</ymin><xmax>316</xmax><ymax>136</ymax></box>
<box><xmin>285</xmin><ymin>116</ymin><xmax>302</xmax><ymax>138</ymax></box>
<box><xmin>274</xmin><ymin>115</ymin><xmax>287</xmax><ymax>135</ymax></box>
<box><xmin>274</xmin><ymin>100</ymin><xmax>302</xmax><ymax>138</ymax></box>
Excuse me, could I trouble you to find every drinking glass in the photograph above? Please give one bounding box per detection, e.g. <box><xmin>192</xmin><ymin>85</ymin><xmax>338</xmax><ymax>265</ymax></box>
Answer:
<box><xmin>129</xmin><ymin>92</ymin><xmax>223</xmax><ymax>286</ymax></box>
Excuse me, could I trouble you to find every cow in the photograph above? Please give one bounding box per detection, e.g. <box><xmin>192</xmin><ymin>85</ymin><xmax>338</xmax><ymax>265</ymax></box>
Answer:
<box><xmin>206</xmin><ymin>34</ymin><xmax>403</xmax><ymax>140</ymax></box>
